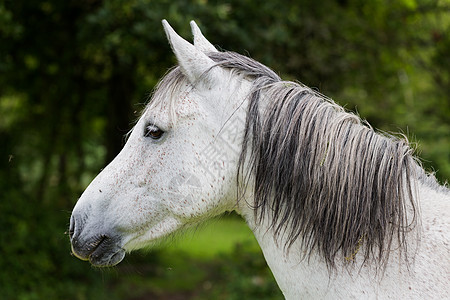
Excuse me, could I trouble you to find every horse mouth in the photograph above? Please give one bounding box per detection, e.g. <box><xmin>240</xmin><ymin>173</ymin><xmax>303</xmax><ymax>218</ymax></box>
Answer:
<box><xmin>71</xmin><ymin>236</ymin><xmax>126</xmax><ymax>267</ymax></box>
<box><xmin>70</xmin><ymin>234</ymin><xmax>126</xmax><ymax>267</ymax></box>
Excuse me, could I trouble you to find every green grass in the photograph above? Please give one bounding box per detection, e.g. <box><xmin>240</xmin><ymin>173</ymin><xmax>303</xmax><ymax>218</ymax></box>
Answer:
<box><xmin>161</xmin><ymin>215</ymin><xmax>261</xmax><ymax>259</ymax></box>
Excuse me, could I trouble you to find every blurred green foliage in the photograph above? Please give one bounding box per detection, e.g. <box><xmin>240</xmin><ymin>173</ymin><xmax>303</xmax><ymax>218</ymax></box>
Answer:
<box><xmin>0</xmin><ymin>0</ymin><xmax>448</xmax><ymax>298</ymax></box>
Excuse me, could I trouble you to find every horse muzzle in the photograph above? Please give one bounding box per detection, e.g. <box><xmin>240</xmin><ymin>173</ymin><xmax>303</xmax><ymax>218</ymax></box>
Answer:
<box><xmin>69</xmin><ymin>214</ymin><xmax>126</xmax><ymax>267</ymax></box>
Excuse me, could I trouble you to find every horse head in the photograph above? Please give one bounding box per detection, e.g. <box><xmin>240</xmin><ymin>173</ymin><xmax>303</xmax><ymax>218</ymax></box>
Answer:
<box><xmin>69</xmin><ymin>20</ymin><xmax>248</xmax><ymax>266</ymax></box>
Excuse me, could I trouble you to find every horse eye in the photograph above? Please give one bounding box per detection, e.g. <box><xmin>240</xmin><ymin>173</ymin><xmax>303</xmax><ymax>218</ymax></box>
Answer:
<box><xmin>144</xmin><ymin>124</ymin><xmax>164</xmax><ymax>140</ymax></box>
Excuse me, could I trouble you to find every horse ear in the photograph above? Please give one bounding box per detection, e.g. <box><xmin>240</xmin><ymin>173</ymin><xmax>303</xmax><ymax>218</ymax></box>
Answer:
<box><xmin>190</xmin><ymin>21</ymin><xmax>218</xmax><ymax>53</ymax></box>
<box><xmin>162</xmin><ymin>19</ymin><xmax>221</xmax><ymax>86</ymax></box>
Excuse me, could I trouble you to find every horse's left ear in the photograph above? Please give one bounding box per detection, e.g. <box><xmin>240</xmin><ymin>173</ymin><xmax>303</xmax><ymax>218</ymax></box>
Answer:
<box><xmin>162</xmin><ymin>20</ymin><xmax>222</xmax><ymax>86</ymax></box>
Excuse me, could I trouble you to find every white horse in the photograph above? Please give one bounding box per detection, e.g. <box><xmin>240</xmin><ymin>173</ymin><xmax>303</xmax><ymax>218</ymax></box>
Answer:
<box><xmin>70</xmin><ymin>20</ymin><xmax>450</xmax><ymax>299</ymax></box>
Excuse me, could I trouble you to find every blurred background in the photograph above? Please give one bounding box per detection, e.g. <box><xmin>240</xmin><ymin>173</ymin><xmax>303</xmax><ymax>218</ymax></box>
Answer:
<box><xmin>0</xmin><ymin>0</ymin><xmax>448</xmax><ymax>299</ymax></box>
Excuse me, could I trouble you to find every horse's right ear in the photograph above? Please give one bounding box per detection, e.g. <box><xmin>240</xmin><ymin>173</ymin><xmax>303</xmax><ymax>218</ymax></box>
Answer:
<box><xmin>162</xmin><ymin>19</ymin><xmax>222</xmax><ymax>87</ymax></box>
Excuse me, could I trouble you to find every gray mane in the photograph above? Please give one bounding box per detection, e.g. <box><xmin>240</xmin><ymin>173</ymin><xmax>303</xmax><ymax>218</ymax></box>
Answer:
<box><xmin>150</xmin><ymin>51</ymin><xmax>421</xmax><ymax>270</ymax></box>
<box><xmin>208</xmin><ymin>51</ymin><xmax>419</xmax><ymax>270</ymax></box>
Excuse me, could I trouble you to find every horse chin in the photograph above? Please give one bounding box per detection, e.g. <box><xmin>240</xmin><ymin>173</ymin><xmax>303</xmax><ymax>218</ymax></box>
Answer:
<box><xmin>89</xmin><ymin>248</ymin><xmax>126</xmax><ymax>267</ymax></box>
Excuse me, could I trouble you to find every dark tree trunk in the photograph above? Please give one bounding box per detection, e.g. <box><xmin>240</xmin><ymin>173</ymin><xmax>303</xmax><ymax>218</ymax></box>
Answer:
<box><xmin>105</xmin><ymin>53</ymin><xmax>136</xmax><ymax>165</ymax></box>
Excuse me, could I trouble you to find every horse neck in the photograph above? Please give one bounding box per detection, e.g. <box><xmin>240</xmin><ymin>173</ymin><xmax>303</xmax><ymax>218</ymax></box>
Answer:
<box><xmin>229</xmin><ymin>72</ymin><xmax>449</xmax><ymax>297</ymax></box>
<box><xmin>233</xmin><ymin>87</ymin><xmax>448</xmax><ymax>298</ymax></box>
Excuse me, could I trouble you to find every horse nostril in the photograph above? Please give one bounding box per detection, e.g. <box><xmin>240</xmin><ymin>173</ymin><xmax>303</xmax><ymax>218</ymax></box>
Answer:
<box><xmin>69</xmin><ymin>213</ymin><xmax>85</xmax><ymax>242</ymax></box>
